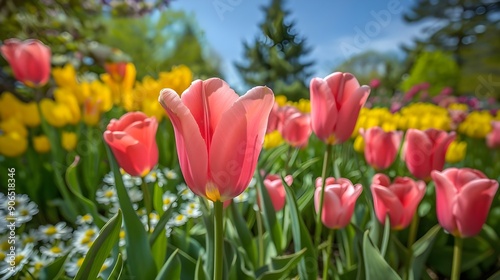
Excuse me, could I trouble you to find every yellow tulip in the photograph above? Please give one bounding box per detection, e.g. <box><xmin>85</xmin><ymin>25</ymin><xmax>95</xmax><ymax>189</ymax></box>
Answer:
<box><xmin>54</xmin><ymin>91</ymin><xmax>81</xmax><ymax>125</ymax></box>
<box><xmin>141</xmin><ymin>98</ymin><xmax>165</xmax><ymax>122</ymax></box>
<box><xmin>0</xmin><ymin>92</ymin><xmax>22</xmax><ymax>121</ymax></box>
<box><xmin>40</xmin><ymin>99</ymin><xmax>71</xmax><ymax>127</ymax></box>
<box><xmin>101</xmin><ymin>62</ymin><xmax>136</xmax><ymax>105</ymax></box>
<box><xmin>445</xmin><ymin>140</ymin><xmax>467</xmax><ymax>163</ymax></box>
<box><xmin>158</xmin><ymin>65</ymin><xmax>192</xmax><ymax>95</ymax></box>
<box><xmin>52</xmin><ymin>64</ymin><xmax>78</xmax><ymax>88</ymax></box>
<box><xmin>0</xmin><ymin>132</ymin><xmax>27</xmax><ymax>157</ymax></box>
<box><xmin>263</xmin><ymin>131</ymin><xmax>284</xmax><ymax>149</ymax></box>
<box><xmin>0</xmin><ymin>118</ymin><xmax>27</xmax><ymax>138</ymax></box>
<box><xmin>20</xmin><ymin>102</ymin><xmax>40</xmax><ymax>127</ymax></box>
<box><xmin>33</xmin><ymin>135</ymin><xmax>50</xmax><ymax>154</ymax></box>
<box><xmin>275</xmin><ymin>95</ymin><xmax>288</xmax><ymax>107</ymax></box>
<box><xmin>83</xmin><ymin>99</ymin><xmax>101</xmax><ymax>126</ymax></box>
<box><xmin>61</xmin><ymin>132</ymin><xmax>78</xmax><ymax>151</ymax></box>
<box><xmin>353</xmin><ymin>135</ymin><xmax>365</xmax><ymax>153</ymax></box>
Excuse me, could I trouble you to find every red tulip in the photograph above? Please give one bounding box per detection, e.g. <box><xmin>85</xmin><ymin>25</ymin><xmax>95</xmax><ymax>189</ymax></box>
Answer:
<box><xmin>486</xmin><ymin>121</ymin><xmax>500</xmax><ymax>149</ymax></box>
<box><xmin>0</xmin><ymin>38</ymin><xmax>51</xmax><ymax>87</ymax></box>
<box><xmin>361</xmin><ymin>127</ymin><xmax>403</xmax><ymax>170</ymax></box>
<box><xmin>403</xmin><ymin>129</ymin><xmax>455</xmax><ymax>180</ymax></box>
<box><xmin>263</xmin><ymin>174</ymin><xmax>293</xmax><ymax>211</ymax></box>
<box><xmin>371</xmin><ymin>174</ymin><xmax>426</xmax><ymax>230</ymax></box>
<box><xmin>159</xmin><ymin>78</ymin><xmax>274</xmax><ymax>202</ymax></box>
<box><xmin>431</xmin><ymin>168</ymin><xmax>498</xmax><ymax>237</ymax></box>
<box><xmin>310</xmin><ymin>72</ymin><xmax>370</xmax><ymax>144</ymax></box>
<box><xmin>314</xmin><ymin>177</ymin><xmax>362</xmax><ymax>229</ymax></box>
<box><xmin>281</xmin><ymin>112</ymin><xmax>311</xmax><ymax>148</ymax></box>
<box><xmin>104</xmin><ymin>112</ymin><xmax>158</xmax><ymax>177</ymax></box>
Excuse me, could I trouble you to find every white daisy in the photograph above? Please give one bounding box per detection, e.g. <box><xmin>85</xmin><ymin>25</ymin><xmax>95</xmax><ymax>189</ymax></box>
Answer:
<box><xmin>0</xmin><ymin>243</ymin><xmax>33</xmax><ymax>279</ymax></box>
<box><xmin>177</xmin><ymin>184</ymin><xmax>194</xmax><ymax>200</ymax></box>
<box><xmin>38</xmin><ymin>222</ymin><xmax>72</xmax><ymax>242</ymax></box>
<box><xmin>65</xmin><ymin>255</ymin><xmax>85</xmax><ymax>277</ymax></box>
<box><xmin>16</xmin><ymin>201</ymin><xmax>39</xmax><ymax>224</ymax></box>
<box><xmin>102</xmin><ymin>172</ymin><xmax>115</xmax><ymax>185</ymax></box>
<box><xmin>169</xmin><ymin>213</ymin><xmax>187</xmax><ymax>227</ymax></box>
<box><xmin>76</xmin><ymin>214</ymin><xmax>94</xmax><ymax>225</ymax></box>
<box><xmin>163</xmin><ymin>168</ymin><xmax>178</xmax><ymax>180</ymax></box>
<box><xmin>234</xmin><ymin>190</ymin><xmax>249</xmax><ymax>203</ymax></box>
<box><xmin>96</xmin><ymin>185</ymin><xmax>118</xmax><ymax>205</ymax></box>
<box><xmin>72</xmin><ymin>226</ymin><xmax>99</xmax><ymax>253</ymax></box>
<box><xmin>40</xmin><ymin>243</ymin><xmax>67</xmax><ymax>258</ymax></box>
<box><xmin>0</xmin><ymin>194</ymin><xmax>30</xmax><ymax>210</ymax></box>
<box><xmin>28</xmin><ymin>253</ymin><xmax>54</xmax><ymax>275</ymax></box>
<box><xmin>162</xmin><ymin>192</ymin><xmax>177</xmax><ymax>211</ymax></box>
<box><xmin>20</xmin><ymin>228</ymin><xmax>41</xmax><ymax>246</ymax></box>
<box><xmin>180</xmin><ymin>205</ymin><xmax>202</xmax><ymax>219</ymax></box>
<box><xmin>127</xmin><ymin>188</ymin><xmax>143</xmax><ymax>203</ymax></box>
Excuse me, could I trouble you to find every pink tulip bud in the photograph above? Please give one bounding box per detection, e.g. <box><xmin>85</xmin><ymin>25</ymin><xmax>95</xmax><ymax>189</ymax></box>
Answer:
<box><xmin>403</xmin><ymin>129</ymin><xmax>456</xmax><ymax>181</ymax></box>
<box><xmin>104</xmin><ymin>112</ymin><xmax>159</xmax><ymax>177</ymax></box>
<box><xmin>369</xmin><ymin>78</ymin><xmax>381</xmax><ymax>89</ymax></box>
<box><xmin>431</xmin><ymin>168</ymin><xmax>498</xmax><ymax>237</ymax></box>
<box><xmin>281</xmin><ymin>112</ymin><xmax>311</xmax><ymax>148</ymax></box>
<box><xmin>486</xmin><ymin>121</ymin><xmax>500</xmax><ymax>149</ymax></box>
<box><xmin>371</xmin><ymin>174</ymin><xmax>426</xmax><ymax>230</ymax></box>
<box><xmin>314</xmin><ymin>177</ymin><xmax>362</xmax><ymax>229</ymax></box>
<box><xmin>309</xmin><ymin>72</ymin><xmax>370</xmax><ymax>144</ymax></box>
<box><xmin>1</xmin><ymin>38</ymin><xmax>51</xmax><ymax>87</ymax></box>
<box><xmin>262</xmin><ymin>174</ymin><xmax>293</xmax><ymax>211</ymax></box>
<box><xmin>159</xmin><ymin>78</ymin><xmax>274</xmax><ymax>202</ymax></box>
<box><xmin>360</xmin><ymin>127</ymin><xmax>403</xmax><ymax>170</ymax></box>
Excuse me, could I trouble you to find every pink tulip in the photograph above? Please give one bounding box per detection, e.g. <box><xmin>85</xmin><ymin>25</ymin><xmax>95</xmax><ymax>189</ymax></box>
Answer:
<box><xmin>314</xmin><ymin>177</ymin><xmax>362</xmax><ymax>229</ymax></box>
<box><xmin>431</xmin><ymin>168</ymin><xmax>498</xmax><ymax>237</ymax></box>
<box><xmin>266</xmin><ymin>103</ymin><xmax>281</xmax><ymax>133</ymax></box>
<box><xmin>104</xmin><ymin>112</ymin><xmax>158</xmax><ymax>177</ymax></box>
<box><xmin>281</xmin><ymin>112</ymin><xmax>311</xmax><ymax>148</ymax></box>
<box><xmin>369</xmin><ymin>78</ymin><xmax>381</xmax><ymax>89</ymax></box>
<box><xmin>309</xmin><ymin>72</ymin><xmax>370</xmax><ymax>144</ymax></box>
<box><xmin>486</xmin><ymin>121</ymin><xmax>500</xmax><ymax>149</ymax></box>
<box><xmin>263</xmin><ymin>174</ymin><xmax>293</xmax><ymax>211</ymax></box>
<box><xmin>0</xmin><ymin>38</ymin><xmax>51</xmax><ymax>87</ymax></box>
<box><xmin>159</xmin><ymin>78</ymin><xmax>274</xmax><ymax>202</ymax></box>
<box><xmin>403</xmin><ymin>129</ymin><xmax>456</xmax><ymax>180</ymax></box>
<box><xmin>361</xmin><ymin>127</ymin><xmax>403</xmax><ymax>170</ymax></box>
<box><xmin>371</xmin><ymin>174</ymin><xmax>426</xmax><ymax>230</ymax></box>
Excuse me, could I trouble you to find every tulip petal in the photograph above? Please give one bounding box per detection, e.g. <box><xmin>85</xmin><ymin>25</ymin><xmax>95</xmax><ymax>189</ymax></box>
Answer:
<box><xmin>335</xmin><ymin>86</ymin><xmax>370</xmax><ymax>143</ymax></box>
<box><xmin>159</xmin><ymin>88</ymin><xmax>208</xmax><ymax>197</ymax></box>
<box><xmin>431</xmin><ymin>131</ymin><xmax>455</xmax><ymax>172</ymax></box>
<box><xmin>431</xmin><ymin>170</ymin><xmax>458</xmax><ymax>234</ymax></box>
<box><xmin>107</xmin><ymin>112</ymin><xmax>148</xmax><ymax>132</ymax></box>
<box><xmin>371</xmin><ymin>185</ymin><xmax>404</xmax><ymax>227</ymax></box>
<box><xmin>310</xmin><ymin>77</ymin><xmax>338</xmax><ymax>142</ymax></box>
<box><xmin>405</xmin><ymin>129</ymin><xmax>433</xmax><ymax>180</ymax></box>
<box><xmin>210</xmin><ymin>86</ymin><xmax>274</xmax><ymax>201</ymax></box>
<box><xmin>181</xmin><ymin>78</ymin><xmax>238</xmax><ymax>146</ymax></box>
<box><xmin>455</xmin><ymin>179</ymin><xmax>499</xmax><ymax>237</ymax></box>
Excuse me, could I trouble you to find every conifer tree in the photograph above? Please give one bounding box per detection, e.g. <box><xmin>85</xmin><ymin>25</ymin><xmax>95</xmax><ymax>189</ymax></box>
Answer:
<box><xmin>235</xmin><ymin>0</ymin><xmax>314</xmax><ymax>100</ymax></box>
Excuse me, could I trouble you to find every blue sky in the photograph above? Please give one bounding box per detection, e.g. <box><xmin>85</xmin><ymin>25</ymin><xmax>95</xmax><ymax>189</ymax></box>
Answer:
<box><xmin>170</xmin><ymin>0</ymin><xmax>429</xmax><ymax>90</ymax></box>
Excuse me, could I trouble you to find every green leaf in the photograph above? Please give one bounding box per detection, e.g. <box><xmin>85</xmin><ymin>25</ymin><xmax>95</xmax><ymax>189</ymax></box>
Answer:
<box><xmin>105</xmin><ymin>146</ymin><xmax>157</xmax><ymax>279</ymax></box>
<box><xmin>107</xmin><ymin>253</ymin><xmax>123</xmax><ymax>280</ymax></box>
<box><xmin>487</xmin><ymin>269</ymin><xmax>500</xmax><ymax>280</ymax></box>
<box><xmin>195</xmin><ymin>256</ymin><xmax>208</xmax><ymax>280</ymax></box>
<box><xmin>362</xmin><ymin>230</ymin><xmax>401</xmax><ymax>280</ymax></box>
<box><xmin>411</xmin><ymin>224</ymin><xmax>441</xmax><ymax>280</ymax></box>
<box><xmin>65</xmin><ymin>156</ymin><xmax>105</xmax><ymax>228</ymax></box>
<box><xmin>283</xmin><ymin>178</ymin><xmax>318</xmax><ymax>280</ymax></box>
<box><xmin>291</xmin><ymin>156</ymin><xmax>321</xmax><ymax>178</ymax></box>
<box><xmin>75</xmin><ymin>210</ymin><xmax>122</xmax><ymax>280</ymax></box>
<box><xmin>256</xmin><ymin>171</ymin><xmax>283</xmax><ymax>254</ymax></box>
<box><xmin>153</xmin><ymin>182</ymin><xmax>165</xmax><ymax>215</ymax></box>
<box><xmin>149</xmin><ymin>204</ymin><xmax>175</xmax><ymax>247</ymax></box>
<box><xmin>229</xmin><ymin>203</ymin><xmax>258</xmax><ymax>267</ymax></box>
<box><xmin>156</xmin><ymin>249</ymin><xmax>181</xmax><ymax>280</ymax></box>
<box><xmin>39</xmin><ymin>252</ymin><xmax>69</xmax><ymax>280</ymax></box>
<box><xmin>255</xmin><ymin>248</ymin><xmax>306</xmax><ymax>280</ymax></box>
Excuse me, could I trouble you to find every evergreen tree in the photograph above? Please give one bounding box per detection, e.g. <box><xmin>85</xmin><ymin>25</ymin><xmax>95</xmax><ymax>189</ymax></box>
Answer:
<box><xmin>403</xmin><ymin>0</ymin><xmax>500</xmax><ymax>97</ymax></box>
<box><xmin>235</xmin><ymin>0</ymin><xmax>314</xmax><ymax>100</ymax></box>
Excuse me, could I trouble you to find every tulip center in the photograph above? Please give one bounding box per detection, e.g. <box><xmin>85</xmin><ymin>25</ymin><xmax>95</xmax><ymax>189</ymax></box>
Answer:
<box><xmin>140</xmin><ymin>168</ymin><xmax>151</xmax><ymax>177</ymax></box>
<box><xmin>205</xmin><ymin>181</ymin><xmax>221</xmax><ymax>202</ymax></box>
<box><xmin>326</xmin><ymin>135</ymin><xmax>337</xmax><ymax>145</ymax></box>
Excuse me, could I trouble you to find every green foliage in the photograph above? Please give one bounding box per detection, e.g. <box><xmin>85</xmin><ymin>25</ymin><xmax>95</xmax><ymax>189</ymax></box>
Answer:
<box><xmin>97</xmin><ymin>10</ymin><xmax>221</xmax><ymax>79</ymax></box>
<box><xmin>235</xmin><ymin>0</ymin><xmax>314</xmax><ymax>100</ymax></box>
<box><xmin>401</xmin><ymin>51</ymin><xmax>460</xmax><ymax>95</ymax></box>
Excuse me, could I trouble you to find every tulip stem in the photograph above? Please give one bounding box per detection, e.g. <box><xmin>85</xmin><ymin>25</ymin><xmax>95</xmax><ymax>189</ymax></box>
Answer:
<box><xmin>141</xmin><ymin>180</ymin><xmax>152</xmax><ymax>230</ymax></box>
<box><xmin>451</xmin><ymin>236</ymin><xmax>463</xmax><ymax>280</ymax></box>
<box><xmin>315</xmin><ymin>144</ymin><xmax>332</xmax><ymax>246</ymax></box>
<box><xmin>323</xmin><ymin>229</ymin><xmax>335</xmax><ymax>280</ymax></box>
<box><xmin>407</xmin><ymin>213</ymin><xmax>419</xmax><ymax>248</ymax></box>
<box><xmin>256</xmin><ymin>207</ymin><xmax>265</xmax><ymax>267</ymax></box>
<box><xmin>214</xmin><ymin>200</ymin><xmax>224</xmax><ymax>280</ymax></box>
